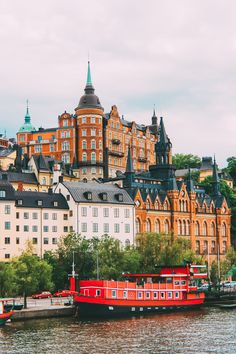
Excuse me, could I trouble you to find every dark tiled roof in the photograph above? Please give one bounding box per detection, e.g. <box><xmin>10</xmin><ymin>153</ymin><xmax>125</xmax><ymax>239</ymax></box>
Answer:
<box><xmin>0</xmin><ymin>172</ymin><xmax>38</xmax><ymax>184</ymax></box>
<box><xmin>0</xmin><ymin>149</ymin><xmax>14</xmax><ymax>157</ymax></box>
<box><xmin>15</xmin><ymin>191</ymin><xmax>69</xmax><ymax>209</ymax></box>
<box><xmin>62</xmin><ymin>181</ymin><xmax>134</xmax><ymax>205</ymax></box>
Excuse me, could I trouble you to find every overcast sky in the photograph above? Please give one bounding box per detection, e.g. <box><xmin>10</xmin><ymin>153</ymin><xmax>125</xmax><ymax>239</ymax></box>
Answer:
<box><xmin>0</xmin><ymin>0</ymin><xmax>235</xmax><ymax>167</ymax></box>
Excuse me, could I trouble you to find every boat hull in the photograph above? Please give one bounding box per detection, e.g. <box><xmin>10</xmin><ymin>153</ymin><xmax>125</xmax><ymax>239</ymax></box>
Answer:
<box><xmin>0</xmin><ymin>311</ymin><xmax>14</xmax><ymax>326</ymax></box>
<box><xmin>75</xmin><ymin>298</ymin><xmax>204</xmax><ymax>318</ymax></box>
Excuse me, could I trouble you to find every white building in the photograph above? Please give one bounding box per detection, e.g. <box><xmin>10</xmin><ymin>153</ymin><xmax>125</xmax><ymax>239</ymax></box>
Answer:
<box><xmin>54</xmin><ymin>179</ymin><xmax>135</xmax><ymax>245</ymax></box>
<box><xmin>0</xmin><ymin>180</ymin><xmax>70</xmax><ymax>260</ymax></box>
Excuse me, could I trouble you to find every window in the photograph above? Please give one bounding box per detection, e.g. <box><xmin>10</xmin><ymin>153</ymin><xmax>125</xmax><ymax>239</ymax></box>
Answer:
<box><xmin>33</xmin><ymin>212</ymin><xmax>38</xmax><ymax>219</ymax></box>
<box><xmin>153</xmin><ymin>292</ymin><xmax>158</xmax><ymax>299</ymax></box>
<box><xmin>82</xmin><ymin>129</ymin><xmax>87</xmax><ymax>137</ymax></box>
<box><xmin>125</xmin><ymin>224</ymin><xmax>130</xmax><ymax>233</ymax></box>
<box><xmin>82</xmin><ymin>140</ymin><xmax>87</xmax><ymax>149</ymax></box>
<box><xmin>43</xmin><ymin>213</ymin><xmax>49</xmax><ymax>220</ymax></box>
<box><xmin>5</xmin><ymin>222</ymin><xmax>11</xmax><ymax>230</ymax></box>
<box><xmin>61</xmin><ymin>131</ymin><xmax>65</xmax><ymax>138</ymax></box>
<box><xmin>81</xmin><ymin>207</ymin><xmax>87</xmax><ymax>217</ymax></box>
<box><xmin>146</xmin><ymin>292</ymin><xmax>150</xmax><ymax>299</ymax></box>
<box><xmin>103</xmin><ymin>223</ymin><xmax>109</xmax><ymax>233</ymax></box>
<box><xmin>42</xmin><ymin>177</ymin><xmax>46</xmax><ymax>185</ymax></box>
<box><xmin>91</xmin><ymin>167</ymin><xmax>96</xmax><ymax>174</ymax></box>
<box><xmin>16</xmin><ymin>225</ymin><xmax>20</xmax><ymax>232</ymax></box>
<box><xmin>196</xmin><ymin>240</ymin><xmax>200</xmax><ymax>254</ymax></box>
<box><xmin>5</xmin><ymin>205</ymin><xmax>11</xmax><ymax>214</ymax></box>
<box><xmin>52</xmin><ymin>226</ymin><xmax>57</xmax><ymax>232</ymax></box>
<box><xmin>69</xmin><ymin>210</ymin><xmax>73</xmax><ymax>217</ymax></box>
<box><xmin>222</xmin><ymin>241</ymin><xmax>227</xmax><ymax>254</ymax></box>
<box><xmin>92</xmin><ymin>207</ymin><xmax>98</xmax><ymax>217</ymax></box>
<box><xmin>24</xmin><ymin>225</ymin><xmax>29</xmax><ymax>232</ymax></box>
<box><xmin>123</xmin><ymin>291</ymin><xmax>128</xmax><ymax>299</ymax></box>
<box><xmin>124</xmin><ymin>209</ymin><xmax>130</xmax><ymax>218</ymax></box>
<box><xmin>16</xmin><ymin>237</ymin><xmax>20</xmax><ymax>245</ymax></box>
<box><xmin>138</xmin><ymin>292</ymin><xmax>142</xmax><ymax>299</ymax></box>
<box><xmin>195</xmin><ymin>221</ymin><xmax>200</xmax><ymax>236</ymax></box>
<box><xmin>99</xmin><ymin>140</ymin><xmax>102</xmax><ymax>149</ymax></box>
<box><xmin>64</xmin><ymin>226</ymin><xmax>68</xmax><ymax>232</ymax></box>
<box><xmin>82</xmin><ymin>152</ymin><xmax>87</xmax><ymax>161</ymax></box>
<box><xmin>161</xmin><ymin>292</ymin><xmax>165</xmax><ymax>299</ymax></box>
<box><xmin>168</xmin><ymin>292</ymin><xmax>172</xmax><ymax>299</ymax></box>
<box><xmin>114</xmin><ymin>224</ymin><xmax>120</xmax><ymax>233</ymax></box>
<box><xmin>114</xmin><ymin>208</ymin><xmax>119</xmax><ymax>218</ymax></box>
<box><xmin>16</xmin><ymin>212</ymin><xmax>19</xmax><ymax>219</ymax></box>
<box><xmin>103</xmin><ymin>208</ymin><xmax>109</xmax><ymax>217</ymax></box>
<box><xmin>50</xmin><ymin>144</ymin><xmax>54</xmax><ymax>152</ymax></box>
<box><xmin>17</xmin><ymin>199</ymin><xmax>22</xmax><ymax>205</ymax></box>
<box><xmin>62</xmin><ymin>153</ymin><xmax>70</xmax><ymax>164</ymax></box>
<box><xmin>81</xmin><ymin>223</ymin><xmax>87</xmax><ymax>232</ymax></box>
<box><xmin>93</xmin><ymin>223</ymin><xmax>98</xmax><ymax>233</ymax></box>
<box><xmin>44</xmin><ymin>238</ymin><xmax>49</xmax><ymax>245</ymax></box>
<box><xmin>63</xmin><ymin>214</ymin><xmax>68</xmax><ymax>220</ymax></box>
<box><xmin>135</xmin><ymin>218</ymin><xmax>141</xmax><ymax>234</ymax></box>
<box><xmin>34</xmin><ymin>145</ymin><xmax>42</xmax><ymax>153</ymax></box>
<box><xmin>164</xmin><ymin>220</ymin><xmax>169</xmax><ymax>234</ymax></box>
<box><xmin>82</xmin><ymin>116</ymin><xmax>86</xmax><ymax>124</ymax></box>
<box><xmin>52</xmin><ymin>213</ymin><xmax>57</xmax><ymax>220</ymax></box>
<box><xmin>175</xmin><ymin>292</ymin><xmax>179</xmax><ymax>299</ymax></box>
<box><xmin>63</xmin><ymin>119</ymin><xmax>68</xmax><ymax>126</ymax></box>
<box><xmin>52</xmin><ymin>238</ymin><xmax>57</xmax><ymax>245</ymax></box>
<box><xmin>38</xmin><ymin>200</ymin><xmax>43</xmax><ymax>206</ymax></box>
<box><xmin>203</xmin><ymin>222</ymin><xmax>207</xmax><ymax>236</ymax></box>
<box><xmin>5</xmin><ymin>254</ymin><xmax>10</xmax><ymax>259</ymax></box>
<box><xmin>91</xmin><ymin>129</ymin><xmax>96</xmax><ymax>136</ymax></box>
<box><xmin>222</xmin><ymin>223</ymin><xmax>227</xmax><ymax>237</ymax></box>
<box><xmin>91</xmin><ymin>140</ymin><xmax>96</xmax><ymax>149</ymax></box>
<box><xmin>112</xmin><ymin>290</ymin><xmax>116</xmax><ymax>298</ymax></box>
<box><xmin>32</xmin><ymin>238</ymin><xmax>38</xmax><ymax>244</ymax></box>
<box><xmin>146</xmin><ymin>219</ymin><xmax>151</xmax><ymax>232</ymax></box>
<box><xmin>90</xmin><ymin>116</ymin><xmax>96</xmax><ymax>124</ymax></box>
<box><xmin>65</xmin><ymin>131</ymin><xmax>70</xmax><ymax>138</ymax></box>
<box><xmin>5</xmin><ymin>237</ymin><xmax>10</xmax><ymax>244</ymax></box>
<box><xmin>91</xmin><ymin>152</ymin><xmax>96</xmax><ymax>162</ymax></box>
<box><xmin>32</xmin><ymin>225</ymin><xmax>38</xmax><ymax>232</ymax></box>
<box><xmin>62</xmin><ymin>141</ymin><xmax>70</xmax><ymax>151</ymax></box>
<box><xmin>43</xmin><ymin>226</ymin><xmax>49</xmax><ymax>232</ymax></box>
<box><xmin>96</xmin><ymin>289</ymin><xmax>101</xmax><ymax>296</ymax></box>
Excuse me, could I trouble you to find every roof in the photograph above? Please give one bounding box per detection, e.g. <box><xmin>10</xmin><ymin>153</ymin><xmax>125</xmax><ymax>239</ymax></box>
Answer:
<box><xmin>0</xmin><ymin>180</ymin><xmax>68</xmax><ymax>209</ymax></box>
<box><xmin>34</xmin><ymin>128</ymin><xmax>57</xmax><ymax>133</ymax></box>
<box><xmin>175</xmin><ymin>168</ymin><xmax>198</xmax><ymax>177</ymax></box>
<box><xmin>0</xmin><ymin>149</ymin><xmax>15</xmax><ymax>157</ymax></box>
<box><xmin>0</xmin><ymin>172</ymin><xmax>38</xmax><ymax>184</ymax></box>
<box><xmin>62</xmin><ymin>181</ymin><xmax>134</xmax><ymax>205</ymax></box>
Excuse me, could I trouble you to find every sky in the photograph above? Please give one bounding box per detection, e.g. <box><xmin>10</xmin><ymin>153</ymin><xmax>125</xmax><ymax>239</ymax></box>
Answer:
<box><xmin>0</xmin><ymin>0</ymin><xmax>236</xmax><ymax>167</ymax></box>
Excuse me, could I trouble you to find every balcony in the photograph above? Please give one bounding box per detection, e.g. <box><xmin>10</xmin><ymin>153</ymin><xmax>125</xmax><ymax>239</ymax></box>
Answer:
<box><xmin>109</xmin><ymin>150</ymin><xmax>124</xmax><ymax>157</ymax></box>
<box><xmin>77</xmin><ymin>160</ymin><xmax>104</xmax><ymax>167</ymax></box>
<box><xmin>112</xmin><ymin>138</ymin><xmax>121</xmax><ymax>145</ymax></box>
<box><xmin>138</xmin><ymin>156</ymin><xmax>147</xmax><ymax>162</ymax></box>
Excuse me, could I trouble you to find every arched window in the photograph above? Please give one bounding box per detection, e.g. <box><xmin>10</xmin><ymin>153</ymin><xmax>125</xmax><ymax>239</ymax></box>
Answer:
<box><xmin>203</xmin><ymin>221</ymin><xmax>207</xmax><ymax>236</ymax></box>
<box><xmin>186</xmin><ymin>220</ymin><xmax>190</xmax><ymax>236</ymax></box>
<box><xmin>146</xmin><ymin>219</ymin><xmax>151</xmax><ymax>232</ymax></box>
<box><xmin>195</xmin><ymin>221</ymin><xmax>200</xmax><ymax>236</ymax></box>
<box><xmin>182</xmin><ymin>200</ymin><xmax>185</xmax><ymax>212</ymax></box>
<box><xmin>203</xmin><ymin>241</ymin><xmax>208</xmax><ymax>254</ymax></box>
<box><xmin>178</xmin><ymin>220</ymin><xmax>181</xmax><ymax>235</ymax></box>
<box><xmin>164</xmin><ymin>220</ymin><xmax>169</xmax><ymax>234</ymax></box>
<box><xmin>222</xmin><ymin>241</ymin><xmax>227</xmax><ymax>254</ymax></box>
<box><xmin>91</xmin><ymin>139</ymin><xmax>96</xmax><ymax>149</ymax></box>
<box><xmin>82</xmin><ymin>140</ymin><xmax>87</xmax><ymax>149</ymax></box>
<box><xmin>62</xmin><ymin>141</ymin><xmax>70</xmax><ymax>151</ymax></box>
<box><xmin>135</xmin><ymin>218</ymin><xmax>140</xmax><ymax>234</ymax></box>
<box><xmin>179</xmin><ymin>200</ymin><xmax>182</xmax><ymax>211</ymax></box>
<box><xmin>91</xmin><ymin>152</ymin><xmax>96</xmax><ymax>162</ymax></box>
<box><xmin>146</xmin><ymin>200</ymin><xmax>150</xmax><ymax>210</ymax></box>
<box><xmin>185</xmin><ymin>201</ymin><xmax>188</xmax><ymax>212</ymax></box>
<box><xmin>210</xmin><ymin>222</ymin><xmax>215</xmax><ymax>237</ymax></box>
<box><xmin>155</xmin><ymin>219</ymin><xmax>160</xmax><ymax>233</ymax></box>
<box><xmin>182</xmin><ymin>220</ymin><xmax>186</xmax><ymax>235</ymax></box>
<box><xmin>82</xmin><ymin>152</ymin><xmax>87</xmax><ymax>161</ymax></box>
<box><xmin>62</xmin><ymin>153</ymin><xmax>70</xmax><ymax>164</ymax></box>
<box><xmin>222</xmin><ymin>222</ymin><xmax>227</xmax><ymax>237</ymax></box>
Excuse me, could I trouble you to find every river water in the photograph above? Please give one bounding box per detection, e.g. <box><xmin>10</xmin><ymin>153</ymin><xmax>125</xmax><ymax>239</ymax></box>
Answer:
<box><xmin>0</xmin><ymin>308</ymin><xmax>235</xmax><ymax>354</ymax></box>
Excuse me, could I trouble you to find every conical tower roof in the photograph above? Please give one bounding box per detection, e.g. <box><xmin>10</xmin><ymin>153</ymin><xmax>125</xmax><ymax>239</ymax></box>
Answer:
<box><xmin>18</xmin><ymin>100</ymin><xmax>36</xmax><ymax>132</ymax></box>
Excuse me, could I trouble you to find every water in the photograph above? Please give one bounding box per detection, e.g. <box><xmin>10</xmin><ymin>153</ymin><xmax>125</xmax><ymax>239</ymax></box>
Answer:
<box><xmin>0</xmin><ymin>308</ymin><xmax>235</xmax><ymax>354</ymax></box>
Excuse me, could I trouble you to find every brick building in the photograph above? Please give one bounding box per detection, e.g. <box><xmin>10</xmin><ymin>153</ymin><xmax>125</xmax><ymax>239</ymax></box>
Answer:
<box><xmin>17</xmin><ymin>62</ymin><xmax>158</xmax><ymax>180</ymax></box>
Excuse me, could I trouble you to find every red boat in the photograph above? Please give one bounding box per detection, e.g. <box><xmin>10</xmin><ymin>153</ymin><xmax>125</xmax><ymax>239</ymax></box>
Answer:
<box><xmin>0</xmin><ymin>300</ymin><xmax>14</xmax><ymax>326</ymax></box>
<box><xmin>73</xmin><ymin>264</ymin><xmax>207</xmax><ymax>318</ymax></box>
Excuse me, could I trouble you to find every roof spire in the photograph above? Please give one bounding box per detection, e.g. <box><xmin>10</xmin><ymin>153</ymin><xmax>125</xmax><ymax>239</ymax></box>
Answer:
<box><xmin>86</xmin><ymin>61</ymin><xmax>93</xmax><ymax>87</ymax></box>
<box><xmin>25</xmin><ymin>99</ymin><xmax>31</xmax><ymax>124</ymax></box>
<box><xmin>152</xmin><ymin>104</ymin><xmax>157</xmax><ymax>126</ymax></box>
<box><xmin>159</xmin><ymin>117</ymin><xmax>169</xmax><ymax>145</ymax></box>
<box><xmin>125</xmin><ymin>145</ymin><xmax>134</xmax><ymax>174</ymax></box>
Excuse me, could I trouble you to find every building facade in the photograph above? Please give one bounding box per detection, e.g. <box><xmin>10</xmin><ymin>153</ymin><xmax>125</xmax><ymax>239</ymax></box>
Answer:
<box><xmin>17</xmin><ymin>62</ymin><xmax>158</xmax><ymax>180</ymax></box>
<box><xmin>54</xmin><ymin>179</ymin><xmax>135</xmax><ymax>245</ymax></box>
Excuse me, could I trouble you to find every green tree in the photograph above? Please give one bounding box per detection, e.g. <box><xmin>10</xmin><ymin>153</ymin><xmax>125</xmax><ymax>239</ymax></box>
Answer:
<box><xmin>0</xmin><ymin>262</ymin><xmax>17</xmax><ymax>297</ymax></box>
<box><xmin>172</xmin><ymin>153</ymin><xmax>201</xmax><ymax>170</ymax></box>
<box><xmin>226</xmin><ymin>156</ymin><xmax>236</xmax><ymax>186</ymax></box>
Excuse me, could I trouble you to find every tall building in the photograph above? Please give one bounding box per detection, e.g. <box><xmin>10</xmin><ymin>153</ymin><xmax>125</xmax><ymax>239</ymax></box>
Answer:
<box><xmin>17</xmin><ymin>62</ymin><xmax>158</xmax><ymax>180</ymax></box>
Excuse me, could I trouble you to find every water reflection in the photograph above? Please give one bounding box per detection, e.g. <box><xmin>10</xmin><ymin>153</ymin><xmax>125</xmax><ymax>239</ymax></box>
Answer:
<box><xmin>1</xmin><ymin>308</ymin><xmax>236</xmax><ymax>353</ymax></box>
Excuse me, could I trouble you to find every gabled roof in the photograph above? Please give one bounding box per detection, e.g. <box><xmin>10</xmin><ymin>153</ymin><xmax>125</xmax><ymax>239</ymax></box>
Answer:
<box><xmin>0</xmin><ymin>172</ymin><xmax>38</xmax><ymax>184</ymax></box>
<box><xmin>62</xmin><ymin>181</ymin><xmax>134</xmax><ymax>205</ymax></box>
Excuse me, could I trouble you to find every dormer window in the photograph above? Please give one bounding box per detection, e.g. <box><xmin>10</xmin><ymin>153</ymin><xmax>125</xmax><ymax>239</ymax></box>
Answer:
<box><xmin>0</xmin><ymin>190</ymin><xmax>6</xmax><ymax>198</ymax></box>
<box><xmin>116</xmin><ymin>193</ymin><xmax>123</xmax><ymax>202</ymax></box>
<box><xmin>17</xmin><ymin>199</ymin><xmax>22</xmax><ymax>205</ymax></box>
<box><xmin>84</xmin><ymin>191</ymin><xmax>92</xmax><ymax>200</ymax></box>
<box><xmin>100</xmin><ymin>193</ymin><xmax>107</xmax><ymax>201</ymax></box>
<box><xmin>38</xmin><ymin>200</ymin><xmax>43</xmax><ymax>206</ymax></box>
<box><xmin>53</xmin><ymin>201</ymin><xmax>58</xmax><ymax>207</ymax></box>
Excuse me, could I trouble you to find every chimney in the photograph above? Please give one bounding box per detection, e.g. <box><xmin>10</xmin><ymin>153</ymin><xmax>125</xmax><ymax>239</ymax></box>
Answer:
<box><xmin>2</xmin><ymin>173</ymin><xmax>8</xmax><ymax>181</ymax></box>
<box><xmin>59</xmin><ymin>176</ymin><xmax>64</xmax><ymax>183</ymax></box>
<box><xmin>17</xmin><ymin>182</ymin><xmax>23</xmax><ymax>192</ymax></box>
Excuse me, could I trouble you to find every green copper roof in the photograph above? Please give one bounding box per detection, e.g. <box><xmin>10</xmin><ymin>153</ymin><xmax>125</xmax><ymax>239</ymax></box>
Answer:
<box><xmin>18</xmin><ymin>101</ymin><xmax>36</xmax><ymax>132</ymax></box>
<box><xmin>86</xmin><ymin>61</ymin><xmax>93</xmax><ymax>86</ymax></box>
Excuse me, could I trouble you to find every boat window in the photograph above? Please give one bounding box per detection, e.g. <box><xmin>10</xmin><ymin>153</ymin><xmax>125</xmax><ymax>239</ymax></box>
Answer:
<box><xmin>138</xmin><ymin>292</ymin><xmax>142</xmax><ymax>299</ymax></box>
<box><xmin>146</xmin><ymin>292</ymin><xmax>150</xmax><ymax>299</ymax></box>
<box><xmin>174</xmin><ymin>281</ymin><xmax>180</xmax><ymax>286</ymax></box>
<box><xmin>96</xmin><ymin>289</ymin><xmax>101</xmax><ymax>296</ymax></box>
<box><xmin>175</xmin><ymin>292</ymin><xmax>179</xmax><ymax>298</ymax></box>
<box><xmin>161</xmin><ymin>292</ymin><xmax>165</xmax><ymax>299</ymax></box>
<box><xmin>181</xmin><ymin>281</ymin><xmax>186</xmax><ymax>285</ymax></box>
<box><xmin>112</xmin><ymin>290</ymin><xmax>116</xmax><ymax>298</ymax></box>
<box><xmin>153</xmin><ymin>292</ymin><xmax>158</xmax><ymax>299</ymax></box>
<box><xmin>168</xmin><ymin>292</ymin><xmax>172</xmax><ymax>299</ymax></box>
<box><xmin>123</xmin><ymin>291</ymin><xmax>127</xmax><ymax>298</ymax></box>
<box><xmin>166</xmin><ymin>277</ymin><xmax>172</xmax><ymax>284</ymax></box>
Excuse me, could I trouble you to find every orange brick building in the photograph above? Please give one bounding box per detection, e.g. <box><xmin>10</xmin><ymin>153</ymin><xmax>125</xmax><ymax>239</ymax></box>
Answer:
<box><xmin>17</xmin><ymin>63</ymin><xmax>158</xmax><ymax>180</ymax></box>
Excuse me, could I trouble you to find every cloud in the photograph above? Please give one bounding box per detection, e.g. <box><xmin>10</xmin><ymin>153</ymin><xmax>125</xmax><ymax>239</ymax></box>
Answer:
<box><xmin>0</xmin><ymin>0</ymin><xmax>236</xmax><ymax>167</ymax></box>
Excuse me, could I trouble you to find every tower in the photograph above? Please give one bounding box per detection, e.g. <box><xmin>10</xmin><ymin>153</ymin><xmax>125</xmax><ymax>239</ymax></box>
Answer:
<box><xmin>75</xmin><ymin>62</ymin><xmax>104</xmax><ymax>180</ymax></box>
<box><xmin>124</xmin><ymin>145</ymin><xmax>135</xmax><ymax>188</ymax></box>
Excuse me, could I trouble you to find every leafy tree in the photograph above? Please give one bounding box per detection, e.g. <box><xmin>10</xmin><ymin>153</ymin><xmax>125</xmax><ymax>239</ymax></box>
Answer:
<box><xmin>0</xmin><ymin>262</ymin><xmax>17</xmax><ymax>297</ymax></box>
<box><xmin>172</xmin><ymin>153</ymin><xmax>201</xmax><ymax>170</ymax></box>
<box><xmin>226</xmin><ymin>156</ymin><xmax>236</xmax><ymax>186</ymax></box>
